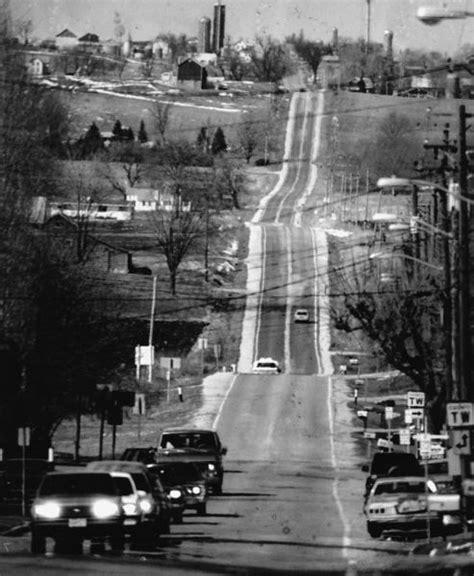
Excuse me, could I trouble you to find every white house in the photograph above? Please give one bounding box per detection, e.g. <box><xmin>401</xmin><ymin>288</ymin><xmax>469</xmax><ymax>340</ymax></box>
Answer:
<box><xmin>28</xmin><ymin>57</ymin><xmax>49</xmax><ymax>77</ymax></box>
<box><xmin>55</xmin><ymin>29</ymin><xmax>78</xmax><ymax>50</ymax></box>
<box><xmin>126</xmin><ymin>187</ymin><xmax>191</xmax><ymax>212</ymax></box>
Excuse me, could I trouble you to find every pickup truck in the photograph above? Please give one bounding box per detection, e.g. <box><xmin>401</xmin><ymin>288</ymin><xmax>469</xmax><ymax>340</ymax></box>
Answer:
<box><xmin>157</xmin><ymin>428</ymin><xmax>227</xmax><ymax>495</ymax></box>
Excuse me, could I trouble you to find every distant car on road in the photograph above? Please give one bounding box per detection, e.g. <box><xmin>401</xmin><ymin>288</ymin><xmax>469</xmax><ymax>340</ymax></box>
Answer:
<box><xmin>252</xmin><ymin>357</ymin><xmax>281</xmax><ymax>374</ymax></box>
<box><xmin>294</xmin><ymin>308</ymin><xmax>310</xmax><ymax>323</ymax></box>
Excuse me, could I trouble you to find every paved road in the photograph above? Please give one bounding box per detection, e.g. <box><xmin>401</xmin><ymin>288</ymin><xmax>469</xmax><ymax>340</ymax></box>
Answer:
<box><xmin>0</xmin><ymin>90</ymin><xmax>457</xmax><ymax>575</ymax></box>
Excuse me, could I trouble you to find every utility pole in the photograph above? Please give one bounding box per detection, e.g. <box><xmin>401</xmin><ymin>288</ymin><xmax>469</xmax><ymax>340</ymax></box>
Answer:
<box><xmin>366</xmin><ymin>0</ymin><xmax>372</xmax><ymax>55</ymax></box>
<box><xmin>458</xmin><ymin>105</ymin><xmax>472</xmax><ymax>401</ymax></box>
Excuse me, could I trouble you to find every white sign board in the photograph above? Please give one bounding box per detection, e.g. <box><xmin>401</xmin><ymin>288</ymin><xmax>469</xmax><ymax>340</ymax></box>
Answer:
<box><xmin>385</xmin><ymin>406</ymin><xmax>394</xmax><ymax>420</ymax></box>
<box><xmin>418</xmin><ymin>433</ymin><xmax>431</xmax><ymax>458</ymax></box>
<box><xmin>364</xmin><ymin>431</ymin><xmax>376</xmax><ymax>439</ymax></box>
<box><xmin>452</xmin><ymin>429</ymin><xmax>471</xmax><ymax>455</ymax></box>
<box><xmin>357</xmin><ymin>410</ymin><xmax>368</xmax><ymax>419</ymax></box>
<box><xmin>18</xmin><ymin>427</ymin><xmax>30</xmax><ymax>447</ymax></box>
<box><xmin>133</xmin><ymin>393</ymin><xmax>146</xmax><ymax>416</ymax></box>
<box><xmin>377</xmin><ymin>438</ymin><xmax>391</xmax><ymax>450</ymax></box>
<box><xmin>407</xmin><ymin>391</ymin><xmax>425</xmax><ymax>408</ymax></box>
<box><xmin>399</xmin><ymin>429</ymin><xmax>411</xmax><ymax>446</ymax></box>
<box><xmin>135</xmin><ymin>345</ymin><xmax>154</xmax><ymax>367</ymax></box>
<box><xmin>160</xmin><ymin>357</ymin><xmax>181</xmax><ymax>370</ymax></box>
<box><xmin>406</xmin><ymin>408</ymin><xmax>424</xmax><ymax>421</ymax></box>
<box><xmin>447</xmin><ymin>402</ymin><xmax>474</xmax><ymax>428</ymax></box>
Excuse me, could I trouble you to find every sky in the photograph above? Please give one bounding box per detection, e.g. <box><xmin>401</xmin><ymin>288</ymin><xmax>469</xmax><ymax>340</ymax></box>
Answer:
<box><xmin>9</xmin><ymin>0</ymin><xmax>474</xmax><ymax>55</ymax></box>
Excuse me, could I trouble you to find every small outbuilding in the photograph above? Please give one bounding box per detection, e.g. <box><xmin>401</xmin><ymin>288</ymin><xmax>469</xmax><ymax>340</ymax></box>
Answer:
<box><xmin>177</xmin><ymin>57</ymin><xmax>208</xmax><ymax>90</ymax></box>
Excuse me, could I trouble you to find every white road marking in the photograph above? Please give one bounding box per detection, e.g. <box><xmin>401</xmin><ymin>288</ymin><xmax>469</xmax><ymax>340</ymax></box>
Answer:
<box><xmin>213</xmin><ymin>374</ymin><xmax>238</xmax><ymax>429</ymax></box>
<box><xmin>328</xmin><ymin>375</ymin><xmax>352</xmax><ymax>556</ymax></box>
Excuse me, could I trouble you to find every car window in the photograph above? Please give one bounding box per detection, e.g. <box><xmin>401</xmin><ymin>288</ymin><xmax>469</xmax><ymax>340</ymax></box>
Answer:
<box><xmin>130</xmin><ymin>473</ymin><xmax>150</xmax><ymax>493</ymax></box>
<box><xmin>113</xmin><ymin>476</ymin><xmax>134</xmax><ymax>496</ymax></box>
<box><xmin>160</xmin><ymin>432</ymin><xmax>217</xmax><ymax>450</ymax></box>
<box><xmin>39</xmin><ymin>474</ymin><xmax>117</xmax><ymax>496</ymax></box>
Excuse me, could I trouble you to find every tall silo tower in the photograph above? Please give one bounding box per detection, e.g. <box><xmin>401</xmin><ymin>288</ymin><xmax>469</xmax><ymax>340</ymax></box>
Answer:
<box><xmin>198</xmin><ymin>16</ymin><xmax>211</xmax><ymax>53</ymax></box>
<box><xmin>212</xmin><ymin>1</ymin><xmax>225</xmax><ymax>54</ymax></box>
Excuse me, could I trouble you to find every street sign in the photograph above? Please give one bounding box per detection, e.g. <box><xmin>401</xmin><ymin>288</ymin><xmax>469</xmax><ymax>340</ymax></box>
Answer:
<box><xmin>406</xmin><ymin>408</ymin><xmax>424</xmax><ymax>421</ymax></box>
<box><xmin>135</xmin><ymin>345</ymin><xmax>154</xmax><ymax>367</ymax></box>
<box><xmin>357</xmin><ymin>410</ymin><xmax>368</xmax><ymax>419</ymax></box>
<box><xmin>160</xmin><ymin>357</ymin><xmax>181</xmax><ymax>370</ymax></box>
<box><xmin>385</xmin><ymin>406</ymin><xmax>394</xmax><ymax>420</ymax></box>
<box><xmin>364</xmin><ymin>431</ymin><xmax>376</xmax><ymax>439</ymax></box>
<box><xmin>133</xmin><ymin>393</ymin><xmax>146</xmax><ymax>416</ymax></box>
<box><xmin>452</xmin><ymin>429</ymin><xmax>471</xmax><ymax>455</ymax></box>
<box><xmin>447</xmin><ymin>402</ymin><xmax>474</xmax><ymax>427</ymax></box>
<box><xmin>418</xmin><ymin>433</ymin><xmax>431</xmax><ymax>459</ymax></box>
<box><xmin>407</xmin><ymin>391</ymin><xmax>425</xmax><ymax>408</ymax></box>
<box><xmin>463</xmin><ymin>479</ymin><xmax>474</xmax><ymax>496</ymax></box>
<box><xmin>377</xmin><ymin>438</ymin><xmax>391</xmax><ymax>450</ymax></box>
<box><xmin>17</xmin><ymin>427</ymin><xmax>30</xmax><ymax>447</ymax></box>
<box><xmin>399</xmin><ymin>429</ymin><xmax>411</xmax><ymax>446</ymax></box>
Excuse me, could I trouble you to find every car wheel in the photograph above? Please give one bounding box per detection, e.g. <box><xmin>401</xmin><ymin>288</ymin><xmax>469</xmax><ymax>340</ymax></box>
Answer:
<box><xmin>367</xmin><ymin>522</ymin><xmax>382</xmax><ymax>538</ymax></box>
<box><xmin>134</xmin><ymin>525</ymin><xmax>159</xmax><ymax>551</ymax></box>
<box><xmin>90</xmin><ymin>539</ymin><xmax>106</xmax><ymax>555</ymax></box>
<box><xmin>196</xmin><ymin>502</ymin><xmax>207</xmax><ymax>516</ymax></box>
<box><xmin>31</xmin><ymin>531</ymin><xmax>46</xmax><ymax>554</ymax></box>
<box><xmin>109</xmin><ymin>534</ymin><xmax>125</xmax><ymax>553</ymax></box>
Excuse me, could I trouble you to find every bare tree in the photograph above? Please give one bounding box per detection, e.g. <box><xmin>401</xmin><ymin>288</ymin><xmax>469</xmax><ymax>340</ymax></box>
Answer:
<box><xmin>152</xmin><ymin>209</ymin><xmax>203</xmax><ymax>295</ymax></box>
<box><xmin>238</xmin><ymin>112</ymin><xmax>263</xmax><ymax>164</ymax></box>
<box><xmin>331</xmin><ymin>241</ymin><xmax>447</xmax><ymax>430</ymax></box>
<box><xmin>249</xmin><ymin>36</ymin><xmax>292</xmax><ymax>86</ymax></box>
<box><xmin>149</xmin><ymin>100</ymin><xmax>172</xmax><ymax>145</ymax></box>
<box><xmin>14</xmin><ymin>18</ymin><xmax>33</xmax><ymax>45</ymax></box>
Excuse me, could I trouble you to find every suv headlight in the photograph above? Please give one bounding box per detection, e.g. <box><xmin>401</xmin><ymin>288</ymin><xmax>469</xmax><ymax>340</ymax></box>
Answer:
<box><xmin>92</xmin><ymin>499</ymin><xmax>119</xmax><ymax>519</ymax></box>
<box><xmin>34</xmin><ymin>501</ymin><xmax>61</xmax><ymax>520</ymax></box>
<box><xmin>192</xmin><ymin>486</ymin><xmax>201</xmax><ymax>495</ymax></box>
<box><xmin>139</xmin><ymin>496</ymin><xmax>153</xmax><ymax>513</ymax></box>
<box><xmin>208</xmin><ymin>463</ymin><xmax>216</xmax><ymax>471</ymax></box>
<box><xmin>169</xmin><ymin>489</ymin><xmax>182</xmax><ymax>499</ymax></box>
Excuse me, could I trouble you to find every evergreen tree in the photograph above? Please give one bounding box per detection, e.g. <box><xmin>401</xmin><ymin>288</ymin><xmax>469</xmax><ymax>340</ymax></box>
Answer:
<box><xmin>112</xmin><ymin>119</ymin><xmax>123</xmax><ymax>141</ymax></box>
<box><xmin>211</xmin><ymin>126</ymin><xmax>227</xmax><ymax>155</ymax></box>
<box><xmin>124</xmin><ymin>127</ymin><xmax>135</xmax><ymax>142</ymax></box>
<box><xmin>83</xmin><ymin>122</ymin><xmax>103</xmax><ymax>156</ymax></box>
<box><xmin>138</xmin><ymin>120</ymin><xmax>148</xmax><ymax>143</ymax></box>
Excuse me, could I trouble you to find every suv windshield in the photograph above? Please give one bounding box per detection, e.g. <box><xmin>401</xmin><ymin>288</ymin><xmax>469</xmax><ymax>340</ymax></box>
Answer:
<box><xmin>374</xmin><ymin>480</ymin><xmax>426</xmax><ymax>495</ymax></box>
<box><xmin>113</xmin><ymin>476</ymin><xmax>134</xmax><ymax>496</ymax></box>
<box><xmin>39</xmin><ymin>474</ymin><xmax>117</xmax><ymax>496</ymax></box>
<box><xmin>160</xmin><ymin>432</ymin><xmax>217</xmax><ymax>451</ymax></box>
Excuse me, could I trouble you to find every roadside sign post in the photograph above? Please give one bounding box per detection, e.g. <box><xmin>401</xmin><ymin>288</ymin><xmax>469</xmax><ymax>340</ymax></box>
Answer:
<box><xmin>133</xmin><ymin>394</ymin><xmax>146</xmax><ymax>442</ymax></box>
<box><xmin>385</xmin><ymin>406</ymin><xmax>394</xmax><ymax>452</ymax></box>
<box><xmin>166</xmin><ymin>370</ymin><xmax>171</xmax><ymax>403</ymax></box>
<box><xmin>18</xmin><ymin>427</ymin><xmax>30</xmax><ymax>518</ymax></box>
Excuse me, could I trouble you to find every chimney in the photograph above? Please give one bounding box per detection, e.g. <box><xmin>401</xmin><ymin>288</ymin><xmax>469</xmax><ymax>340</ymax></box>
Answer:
<box><xmin>384</xmin><ymin>30</ymin><xmax>393</xmax><ymax>61</ymax></box>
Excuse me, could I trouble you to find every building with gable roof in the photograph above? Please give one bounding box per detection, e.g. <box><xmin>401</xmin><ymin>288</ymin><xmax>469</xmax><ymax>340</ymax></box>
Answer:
<box><xmin>55</xmin><ymin>28</ymin><xmax>78</xmax><ymax>50</ymax></box>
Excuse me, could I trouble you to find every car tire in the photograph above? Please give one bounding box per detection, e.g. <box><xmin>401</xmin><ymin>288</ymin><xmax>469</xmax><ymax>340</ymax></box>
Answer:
<box><xmin>196</xmin><ymin>502</ymin><xmax>207</xmax><ymax>516</ymax></box>
<box><xmin>133</xmin><ymin>525</ymin><xmax>159</xmax><ymax>551</ymax></box>
<box><xmin>109</xmin><ymin>534</ymin><xmax>125</xmax><ymax>553</ymax></box>
<box><xmin>31</xmin><ymin>531</ymin><xmax>46</xmax><ymax>554</ymax></box>
<box><xmin>367</xmin><ymin>522</ymin><xmax>382</xmax><ymax>538</ymax></box>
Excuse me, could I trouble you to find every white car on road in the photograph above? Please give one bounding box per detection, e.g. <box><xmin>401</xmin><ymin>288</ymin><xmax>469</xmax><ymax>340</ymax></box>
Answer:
<box><xmin>252</xmin><ymin>358</ymin><xmax>281</xmax><ymax>374</ymax></box>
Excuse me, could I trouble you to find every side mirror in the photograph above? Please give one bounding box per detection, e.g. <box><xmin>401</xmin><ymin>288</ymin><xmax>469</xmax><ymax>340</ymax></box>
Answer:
<box><xmin>361</xmin><ymin>464</ymin><xmax>369</xmax><ymax>473</ymax></box>
<box><xmin>221</xmin><ymin>447</ymin><xmax>228</xmax><ymax>455</ymax></box>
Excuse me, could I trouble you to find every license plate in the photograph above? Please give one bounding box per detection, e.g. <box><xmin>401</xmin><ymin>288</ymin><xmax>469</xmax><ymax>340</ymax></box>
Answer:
<box><xmin>68</xmin><ymin>518</ymin><xmax>87</xmax><ymax>528</ymax></box>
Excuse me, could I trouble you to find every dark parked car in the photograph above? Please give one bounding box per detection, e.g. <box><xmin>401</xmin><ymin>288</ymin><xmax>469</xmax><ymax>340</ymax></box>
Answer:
<box><xmin>158</xmin><ymin>428</ymin><xmax>227</xmax><ymax>494</ymax></box>
<box><xmin>150</xmin><ymin>461</ymin><xmax>208</xmax><ymax>522</ymax></box>
<box><xmin>0</xmin><ymin>459</ymin><xmax>54</xmax><ymax>505</ymax></box>
<box><xmin>362</xmin><ymin>451</ymin><xmax>422</xmax><ymax>501</ymax></box>
<box><xmin>86</xmin><ymin>460</ymin><xmax>171</xmax><ymax>541</ymax></box>
<box><xmin>30</xmin><ymin>470</ymin><xmax>127</xmax><ymax>554</ymax></box>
